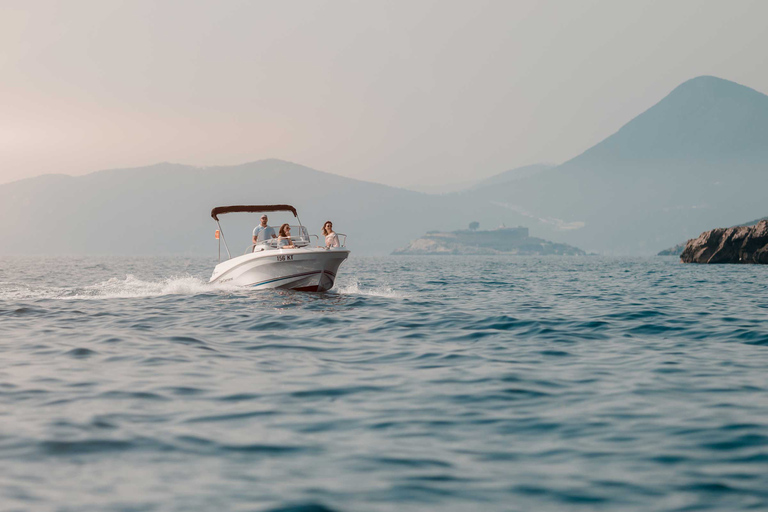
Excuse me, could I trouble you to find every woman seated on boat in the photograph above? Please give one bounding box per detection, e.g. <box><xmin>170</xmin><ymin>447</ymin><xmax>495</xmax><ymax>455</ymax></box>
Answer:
<box><xmin>322</xmin><ymin>221</ymin><xmax>340</xmax><ymax>248</ymax></box>
<box><xmin>277</xmin><ymin>223</ymin><xmax>296</xmax><ymax>249</ymax></box>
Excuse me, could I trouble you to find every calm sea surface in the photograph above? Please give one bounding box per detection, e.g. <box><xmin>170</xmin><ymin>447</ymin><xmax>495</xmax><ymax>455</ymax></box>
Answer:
<box><xmin>1</xmin><ymin>255</ymin><xmax>767</xmax><ymax>512</ymax></box>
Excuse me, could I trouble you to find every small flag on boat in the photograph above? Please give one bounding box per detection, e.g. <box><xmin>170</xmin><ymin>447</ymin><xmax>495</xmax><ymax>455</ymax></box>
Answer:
<box><xmin>215</xmin><ymin>230</ymin><xmax>220</xmax><ymax>239</ymax></box>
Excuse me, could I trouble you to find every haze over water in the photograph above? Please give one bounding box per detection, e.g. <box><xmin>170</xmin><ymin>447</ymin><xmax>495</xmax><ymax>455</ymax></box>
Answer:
<box><xmin>1</xmin><ymin>255</ymin><xmax>767</xmax><ymax>511</ymax></box>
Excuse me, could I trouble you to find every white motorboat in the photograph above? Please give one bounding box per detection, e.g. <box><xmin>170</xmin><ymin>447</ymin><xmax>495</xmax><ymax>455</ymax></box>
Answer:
<box><xmin>208</xmin><ymin>204</ymin><xmax>349</xmax><ymax>292</ymax></box>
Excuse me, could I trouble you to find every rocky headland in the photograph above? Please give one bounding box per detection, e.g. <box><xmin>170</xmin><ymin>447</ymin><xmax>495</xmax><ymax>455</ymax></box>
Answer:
<box><xmin>392</xmin><ymin>227</ymin><xmax>585</xmax><ymax>256</ymax></box>
<box><xmin>659</xmin><ymin>216</ymin><xmax>768</xmax><ymax>257</ymax></box>
<box><xmin>680</xmin><ymin>220</ymin><xmax>768</xmax><ymax>264</ymax></box>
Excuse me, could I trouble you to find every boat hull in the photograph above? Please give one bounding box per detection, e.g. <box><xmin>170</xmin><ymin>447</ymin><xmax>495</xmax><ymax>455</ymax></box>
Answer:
<box><xmin>209</xmin><ymin>248</ymin><xmax>349</xmax><ymax>292</ymax></box>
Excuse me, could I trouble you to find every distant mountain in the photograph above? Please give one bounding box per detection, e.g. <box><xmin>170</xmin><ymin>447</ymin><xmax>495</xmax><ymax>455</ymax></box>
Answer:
<box><xmin>406</xmin><ymin>163</ymin><xmax>553</xmax><ymax>194</ymax></box>
<box><xmin>473</xmin><ymin>164</ymin><xmax>554</xmax><ymax>188</ymax></box>
<box><xmin>404</xmin><ymin>179</ymin><xmax>479</xmax><ymax>194</ymax></box>
<box><xmin>0</xmin><ymin>160</ymin><xmax>543</xmax><ymax>255</ymax></box>
<box><xmin>4</xmin><ymin>76</ymin><xmax>766</xmax><ymax>257</ymax></box>
<box><xmin>462</xmin><ymin>76</ymin><xmax>768</xmax><ymax>254</ymax></box>
<box><xmin>571</xmin><ymin>75</ymin><xmax>768</xmax><ymax>165</ymax></box>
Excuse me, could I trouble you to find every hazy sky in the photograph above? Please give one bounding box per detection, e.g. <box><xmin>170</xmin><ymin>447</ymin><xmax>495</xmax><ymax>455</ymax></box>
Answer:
<box><xmin>2</xmin><ymin>0</ymin><xmax>768</xmax><ymax>188</ymax></box>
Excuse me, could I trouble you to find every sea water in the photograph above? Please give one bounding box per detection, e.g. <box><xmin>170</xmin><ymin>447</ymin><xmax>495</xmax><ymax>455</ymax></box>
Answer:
<box><xmin>0</xmin><ymin>255</ymin><xmax>767</xmax><ymax>512</ymax></box>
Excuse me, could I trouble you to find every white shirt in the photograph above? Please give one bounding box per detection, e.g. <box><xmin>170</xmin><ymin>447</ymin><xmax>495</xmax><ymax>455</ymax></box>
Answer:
<box><xmin>325</xmin><ymin>232</ymin><xmax>340</xmax><ymax>248</ymax></box>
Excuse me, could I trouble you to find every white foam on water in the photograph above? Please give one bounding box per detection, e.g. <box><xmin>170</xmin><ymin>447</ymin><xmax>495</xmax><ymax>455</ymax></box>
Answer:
<box><xmin>1</xmin><ymin>275</ymin><xmax>407</xmax><ymax>301</ymax></box>
<box><xmin>335</xmin><ymin>279</ymin><xmax>408</xmax><ymax>299</ymax></box>
<box><xmin>70</xmin><ymin>275</ymin><xmax>219</xmax><ymax>299</ymax></box>
<box><xmin>0</xmin><ymin>274</ymin><xmax>240</xmax><ymax>301</ymax></box>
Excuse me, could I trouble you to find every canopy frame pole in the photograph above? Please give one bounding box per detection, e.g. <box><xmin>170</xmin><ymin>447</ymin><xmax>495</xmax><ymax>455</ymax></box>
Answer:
<box><xmin>216</xmin><ymin>220</ymin><xmax>231</xmax><ymax>260</ymax></box>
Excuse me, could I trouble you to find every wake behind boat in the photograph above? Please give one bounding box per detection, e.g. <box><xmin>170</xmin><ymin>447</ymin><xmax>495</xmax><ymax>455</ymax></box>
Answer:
<box><xmin>209</xmin><ymin>205</ymin><xmax>349</xmax><ymax>292</ymax></box>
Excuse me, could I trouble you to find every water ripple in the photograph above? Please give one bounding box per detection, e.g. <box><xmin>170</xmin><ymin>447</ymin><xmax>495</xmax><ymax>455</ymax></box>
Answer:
<box><xmin>1</xmin><ymin>255</ymin><xmax>767</xmax><ymax>511</ymax></box>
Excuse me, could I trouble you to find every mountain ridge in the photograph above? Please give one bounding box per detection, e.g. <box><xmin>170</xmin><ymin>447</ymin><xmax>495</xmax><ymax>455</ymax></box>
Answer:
<box><xmin>0</xmin><ymin>159</ymin><xmax>537</xmax><ymax>255</ymax></box>
<box><xmin>3</xmin><ymin>76</ymin><xmax>767</xmax><ymax>256</ymax></box>
<box><xmin>458</xmin><ymin>75</ymin><xmax>768</xmax><ymax>254</ymax></box>
<box><xmin>568</xmin><ymin>75</ymin><xmax>768</xmax><ymax>166</ymax></box>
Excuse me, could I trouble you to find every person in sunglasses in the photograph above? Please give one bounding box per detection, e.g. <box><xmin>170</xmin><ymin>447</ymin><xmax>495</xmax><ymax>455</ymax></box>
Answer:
<box><xmin>322</xmin><ymin>220</ymin><xmax>340</xmax><ymax>248</ymax></box>
<box><xmin>277</xmin><ymin>223</ymin><xmax>296</xmax><ymax>249</ymax></box>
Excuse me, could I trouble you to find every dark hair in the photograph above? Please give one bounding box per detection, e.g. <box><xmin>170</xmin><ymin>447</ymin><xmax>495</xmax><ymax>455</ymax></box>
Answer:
<box><xmin>322</xmin><ymin>221</ymin><xmax>333</xmax><ymax>236</ymax></box>
<box><xmin>279</xmin><ymin>223</ymin><xmax>291</xmax><ymax>237</ymax></box>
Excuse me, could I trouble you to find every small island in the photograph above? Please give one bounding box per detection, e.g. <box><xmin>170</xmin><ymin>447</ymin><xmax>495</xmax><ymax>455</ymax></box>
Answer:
<box><xmin>393</xmin><ymin>224</ymin><xmax>585</xmax><ymax>256</ymax></box>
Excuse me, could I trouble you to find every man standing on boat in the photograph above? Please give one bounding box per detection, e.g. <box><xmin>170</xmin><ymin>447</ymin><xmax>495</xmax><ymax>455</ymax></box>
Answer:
<box><xmin>252</xmin><ymin>214</ymin><xmax>276</xmax><ymax>244</ymax></box>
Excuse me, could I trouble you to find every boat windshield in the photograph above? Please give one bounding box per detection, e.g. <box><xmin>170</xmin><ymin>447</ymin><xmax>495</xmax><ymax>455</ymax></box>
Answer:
<box><xmin>249</xmin><ymin>225</ymin><xmax>311</xmax><ymax>253</ymax></box>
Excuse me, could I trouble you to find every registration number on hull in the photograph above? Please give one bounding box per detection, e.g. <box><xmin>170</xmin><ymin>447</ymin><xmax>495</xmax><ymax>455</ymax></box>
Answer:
<box><xmin>276</xmin><ymin>255</ymin><xmax>294</xmax><ymax>261</ymax></box>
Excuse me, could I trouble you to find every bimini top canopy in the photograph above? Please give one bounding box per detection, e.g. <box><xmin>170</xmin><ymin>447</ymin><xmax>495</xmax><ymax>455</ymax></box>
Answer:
<box><xmin>211</xmin><ymin>204</ymin><xmax>298</xmax><ymax>221</ymax></box>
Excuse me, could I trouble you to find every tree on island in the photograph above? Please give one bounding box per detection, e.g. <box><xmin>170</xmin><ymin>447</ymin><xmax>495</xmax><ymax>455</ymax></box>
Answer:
<box><xmin>469</xmin><ymin>221</ymin><xmax>479</xmax><ymax>231</ymax></box>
